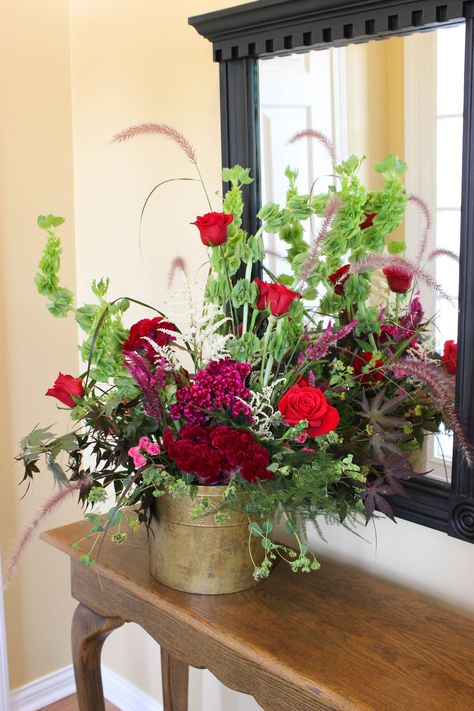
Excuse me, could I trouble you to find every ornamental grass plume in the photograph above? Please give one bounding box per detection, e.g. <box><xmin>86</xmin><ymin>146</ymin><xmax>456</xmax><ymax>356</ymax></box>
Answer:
<box><xmin>3</xmin><ymin>476</ymin><xmax>93</xmax><ymax>589</ymax></box>
<box><xmin>112</xmin><ymin>123</ymin><xmax>197</xmax><ymax>163</ymax></box>
<box><xmin>288</xmin><ymin>128</ymin><xmax>337</xmax><ymax>164</ymax></box>
<box><xmin>409</xmin><ymin>193</ymin><xmax>432</xmax><ymax>265</ymax></box>
<box><xmin>297</xmin><ymin>196</ymin><xmax>340</xmax><ymax>288</ymax></box>
<box><xmin>349</xmin><ymin>253</ymin><xmax>455</xmax><ymax>304</ymax></box>
<box><xmin>388</xmin><ymin>357</ymin><xmax>474</xmax><ymax>467</ymax></box>
<box><xmin>167</xmin><ymin>256</ymin><xmax>189</xmax><ymax>289</ymax></box>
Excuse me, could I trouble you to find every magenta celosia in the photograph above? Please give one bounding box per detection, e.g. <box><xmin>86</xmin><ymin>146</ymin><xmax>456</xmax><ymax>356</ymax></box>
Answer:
<box><xmin>381</xmin><ymin>297</ymin><xmax>424</xmax><ymax>345</ymax></box>
<box><xmin>170</xmin><ymin>358</ymin><xmax>252</xmax><ymax>425</ymax></box>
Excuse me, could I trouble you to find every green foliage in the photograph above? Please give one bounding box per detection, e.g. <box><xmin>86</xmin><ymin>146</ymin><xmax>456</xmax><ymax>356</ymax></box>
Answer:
<box><xmin>35</xmin><ymin>215</ymin><xmax>74</xmax><ymax>317</ymax></box>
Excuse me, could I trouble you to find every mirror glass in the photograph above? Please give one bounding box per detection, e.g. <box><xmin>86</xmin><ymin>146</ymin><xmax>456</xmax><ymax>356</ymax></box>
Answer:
<box><xmin>258</xmin><ymin>23</ymin><xmax>465</xmax><ymax>480</ymax></box>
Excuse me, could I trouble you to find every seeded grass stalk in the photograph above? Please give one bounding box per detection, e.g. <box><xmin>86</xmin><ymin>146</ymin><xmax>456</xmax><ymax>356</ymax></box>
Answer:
<box><xmin>3</xmin><ymin>476</ymin><xmax>93</xmax><ymax>589</ymax></box>
<box><xmin>349</xmin><ymin>254</ymin><xmax>455</xmax><ymax>305</ymax></box>
<box><xmin>112</xmin><ymin>122</ymin><xmax>212</xmax><ymax>211</ymax></box>
<box><xmin>288</xmin><ymin>128</ymin><xmax>337</xmax><ymax>164</ymax></box>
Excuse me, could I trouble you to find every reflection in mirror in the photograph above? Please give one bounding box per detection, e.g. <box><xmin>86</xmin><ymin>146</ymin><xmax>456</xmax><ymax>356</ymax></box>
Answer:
<box><xmin>259</xmin><ymin>23</ymin><xmax>465</xmax><ymax>481</ymax></box>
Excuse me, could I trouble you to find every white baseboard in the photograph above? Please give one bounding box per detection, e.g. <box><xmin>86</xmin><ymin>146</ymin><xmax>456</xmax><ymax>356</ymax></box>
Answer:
<box><xmin>102</xmin><ymin>666</ymin><xmax>163</xmax><ymax>711</ymax></box>
<box><xmin>9</xmin><ymin>666</ymin><xmax>75</xmax><ymax>711</ymax></box>
<box><xmin>9</xmin><ymin>664</ymin><xmax>163</xmax><ymax>711</ymax></box>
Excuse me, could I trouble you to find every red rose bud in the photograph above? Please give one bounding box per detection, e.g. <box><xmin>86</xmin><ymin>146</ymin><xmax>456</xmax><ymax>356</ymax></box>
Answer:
<box><xmin>359</xmin><ymin>212</ymin><xmax>377</xmax><ymax>230</ymax></box>
<box><xmin>352</xmin><ymin>352</ymin><xmax>384</xmax><ymax>384</ymax></box>
<box><xmin>278</xmin><ymin>381</ymin><xmax>339</xmax><ymax>437</ymax></box>
<box><xmin>191</xmin><ymin>212</ymin><xmax>233</xmax><ymax>246</ymax></box>
<box><xmin>328</xmin><ymin>264</ymin><xmax>350</xmax><ymax>295</ymax></box>
<box><xmin>46</xmin><ymin>373</ymin><xmax>85</xmax><ymax>408</ymax></box>
<box><xmin>254</xmin><ymin>278</ymin><xmax>301</xmax><ymax>316</ymax></box>
<box><xmin>382</xmin><ymin>266</ymin><xmax>413</xmax><ymax>294</ymax></box>
<box><xmin>442</xmin><ymin>340</ymin><xmax>457</xmax><ymax>375</ymax></box>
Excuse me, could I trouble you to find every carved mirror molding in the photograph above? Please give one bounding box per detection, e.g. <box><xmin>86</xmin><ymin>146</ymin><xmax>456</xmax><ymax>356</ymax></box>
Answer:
<box><xmin>189</xmin><ymin>0</ymin><xmax>474</xmax><ymax>541</ymax></box>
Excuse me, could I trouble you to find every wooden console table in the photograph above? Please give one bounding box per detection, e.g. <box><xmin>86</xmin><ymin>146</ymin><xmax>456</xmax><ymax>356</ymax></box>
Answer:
<box><xmin>42</xmin><ymin>520</ymin><xmax>474</xmax><ymax>711</ymax></box>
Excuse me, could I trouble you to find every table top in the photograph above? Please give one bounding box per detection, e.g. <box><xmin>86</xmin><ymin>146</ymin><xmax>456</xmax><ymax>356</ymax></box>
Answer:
<box><xmin>43</xmin><ymin>520</ymin><xmax>474</xmax><ymax>711</ymax></box>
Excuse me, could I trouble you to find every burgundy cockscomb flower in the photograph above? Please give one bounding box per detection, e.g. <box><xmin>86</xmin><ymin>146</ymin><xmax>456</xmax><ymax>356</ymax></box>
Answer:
<box><xmin>170</xmin><ymin>359</ymin><xmax>252</xmax><ymax>425</ymax></box>
<box><xmin>328</xmin><ymin>264</ymin><xmax>350</xmax><ymax>295</ymax></box>
<box><xmin>163</xmin><ymin>425</ymin><xmax>272</xmax><ymax>484</ymax></box>
<box><xmin>122</xmin><ymin>316</ymin><xmax>176</xmax><ymax>361</ymax></box>
<box><xmin>383</xmin><ymin>266</ymin><xmax>413</xmax><ymax>294</ymax></box>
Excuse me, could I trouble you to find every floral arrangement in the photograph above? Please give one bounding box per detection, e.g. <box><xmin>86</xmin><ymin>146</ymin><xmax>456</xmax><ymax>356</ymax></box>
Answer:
<box><xmin>8</xmin><ymin>124</ymin><xmax>468</xmax><ymax>584</ymax></box>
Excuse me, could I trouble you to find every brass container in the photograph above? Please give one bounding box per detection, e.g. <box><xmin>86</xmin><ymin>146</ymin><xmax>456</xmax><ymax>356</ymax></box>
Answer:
<box><xmin>148</xmin><ymin>485</ymin><xmax>265</xmax><ymax>594</ymax></box>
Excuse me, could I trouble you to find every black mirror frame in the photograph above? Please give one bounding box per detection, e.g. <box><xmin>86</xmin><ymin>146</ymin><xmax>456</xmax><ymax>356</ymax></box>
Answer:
<box><xmin>189</xmin><ymin>0</ymin><xmax>474</xmax><ymax>542</ymax></box>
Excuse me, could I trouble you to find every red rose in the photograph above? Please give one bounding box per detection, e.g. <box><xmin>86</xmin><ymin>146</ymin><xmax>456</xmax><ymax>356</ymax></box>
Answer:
<box><xmin>191</xmin><ymin>212</ymin><xmax>233</xmax><ymax>246</ymax></box>
<box><xmin>254</xmin><ymin>278</ymin><xmax>301</xmax><ymax>316</ymax></box>
<box><xmin>122</xmin><ymin>316</ymin><xmax>176</xmax><ymax>361</ymax></box>
<box><xmin>352</xmin><ymin>351</ymin><xmax>384</xmax><ymax>383</ymax></box>
<box><xmin>46</xmin><ymin>373</ymin><xmax>84</xmax><ymax>408</ymax></box>
<box><xmin>278</xmin><ymin>383</ymin><xmax>339</xmax><ymax>437</ymax></box>
<box><xmin>442</xmin><ymin>340</ymin><xmax>457</xmax><ymax>375</ymax></box>
<box><xmin>328</xmin><ymin>264</ymin><xmax>350</xmax><ymax>295</ymax></box>
<box><xmin>382</xmin><ymin>266</ymin><xmax>413</xmax><ymax>294</ymax></box>
<box><xmin>359</xmin><ymin>212</ymin><xmax>377</xmax><ymax>230</ymax></box>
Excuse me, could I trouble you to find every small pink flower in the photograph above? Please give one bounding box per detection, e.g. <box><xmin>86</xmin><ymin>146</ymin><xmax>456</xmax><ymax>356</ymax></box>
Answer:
<box><xmin>147</xmin><ymin>443</ymin><xmax>161</xmax><ymax>455</ymax></box>
<box><xmin>128</xmin><ymin>446</ymin><xmax>141</xmax><ymax>458</ymax></box>
<box><xmin>132</xmin><ymin>454</ymin><xmax>147</xmax><ymax>469</ymax></box>
<box><xmin>295</xmin><ymin>433</ymin><xmax>308</xmax><ymax>444</ymax></box>
<box><xmin>139</xmin><ymin>436</ymin><xmax>151</xmax><ymax>449</ymax></box>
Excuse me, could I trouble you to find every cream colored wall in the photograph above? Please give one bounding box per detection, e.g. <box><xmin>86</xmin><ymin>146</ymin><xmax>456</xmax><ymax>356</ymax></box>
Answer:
<box><xmin>346</xmin><ymin>38</ymin><xmax>404</xmax><ymax>190</ymax></box>
<box><xmin>0</xmin><ymin>0</ymin><xmax>80</xmax><ymax>690</ymax></box>
<box><xmin>2</xmin><ymin>1</ymin><xmax>473</xmax><ymax>709</ymax></box>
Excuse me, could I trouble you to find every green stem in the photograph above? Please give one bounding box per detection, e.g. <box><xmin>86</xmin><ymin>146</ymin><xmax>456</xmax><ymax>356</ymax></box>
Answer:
<box><xmin>260</xmin><ymin>315</ymin><xmax>277</xmax><ymax>385</ymax></box>
<box><xmin>263</xmin><ymin>318</ymin><xmax>283</xmax><ymax>387</ymax></box>
<box><xmin>395</xmin><ymin>292</ymin><xmax>401</xmax><ymax>322</ymax></box>
<box><xmin>241</xmin><ymin>259</ymin><xmax>254</xmax><ymax>335</ymax></box>
<box><xmin>195</xmin><ymin>162</ymin><xmax>212</xmax><ymax>212</ymax></box>
<box><xmin>218</xmin><ymin>246</ymin><xmax>238</xmax><ymax>335</ymax></box>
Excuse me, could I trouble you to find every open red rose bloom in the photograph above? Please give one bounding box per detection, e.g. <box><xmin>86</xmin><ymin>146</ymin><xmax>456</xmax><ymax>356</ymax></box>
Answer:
<box><xmin>254</xmin><ymin>277</ymin><xmax>301</xmax><ymax>316</ymax></box>
<box><xmin>278</xmin><ymin>382</ymin><xmax>340</xmax><ymax>437</ymax></box>
<box><xmin>46</xmin><ymin>373</ymin><xmax>85</xmax><ymax>408</ymax></box>
<box><xmin>442</xmin><ymin>340</ymin><xmax>457</xmax><ymax>375</ymax></box>
<box><xmin>328</xmin><ymin>264</ymin><xmax>350</xmax><ymax>295</ymax></box>
<box><xmin>192</xmin><ymin>211</ymin><xmax>233</xmax><ymax>246</ymax></box>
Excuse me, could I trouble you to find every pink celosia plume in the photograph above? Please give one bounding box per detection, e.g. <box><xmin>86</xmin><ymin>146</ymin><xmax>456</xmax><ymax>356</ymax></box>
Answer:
<box><xmin>306</xmin><ymin>319</ymin><xmax>357</xmax><ymax>362</ymax></box>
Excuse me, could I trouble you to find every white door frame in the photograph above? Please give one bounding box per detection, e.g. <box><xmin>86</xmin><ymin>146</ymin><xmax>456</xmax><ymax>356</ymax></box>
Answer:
<box><xmin>0</xmin><ymin>560</ymin><xmax>10</xmax><ymax>711</ymax></box>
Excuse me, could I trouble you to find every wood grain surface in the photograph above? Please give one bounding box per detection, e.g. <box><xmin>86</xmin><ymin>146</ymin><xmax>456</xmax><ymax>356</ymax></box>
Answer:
<box><xmin>40</xmin><ymin>694</ymin><xmax>119</xmax><ymax>710</ymax></box>
<box><xmin>42</xmin><ymin>520</ymin><xmax>474</xmax><ymax>711</ymax></box>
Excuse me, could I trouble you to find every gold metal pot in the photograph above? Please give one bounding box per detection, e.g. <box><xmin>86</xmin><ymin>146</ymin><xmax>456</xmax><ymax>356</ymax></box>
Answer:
<box><xmin>148</xmin><ymin>485</ymin><xmax>265</xmax><ymax>594</ymax></box>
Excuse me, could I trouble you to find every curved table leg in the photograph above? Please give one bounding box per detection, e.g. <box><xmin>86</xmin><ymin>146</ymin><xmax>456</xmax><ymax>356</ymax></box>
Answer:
<box><xmin>71</xmin><ymin>603</ymin><xmax>124</xmax><ymax>711</ymax></box>
<box><xmin>161</xmin><ymin>647</ymin><xmax>189</xmax><ymax>711</ymax></box>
